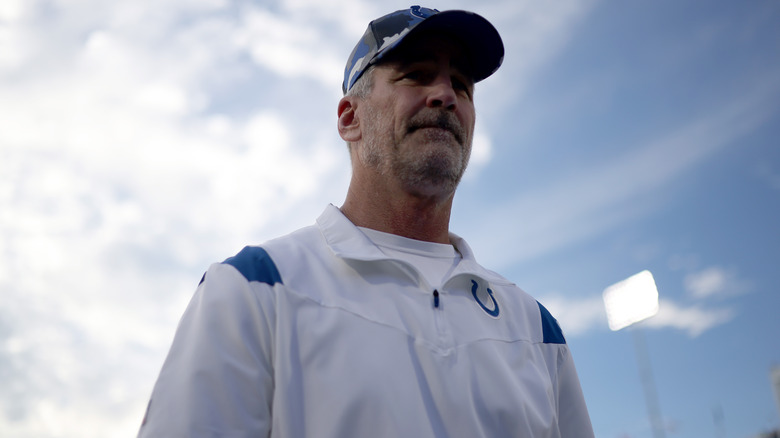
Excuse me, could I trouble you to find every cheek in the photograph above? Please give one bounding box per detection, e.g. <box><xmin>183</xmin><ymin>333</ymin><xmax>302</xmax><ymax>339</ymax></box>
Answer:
<box><xmin>459</xmin><ymin>100</ymin><xmax>476</xmax><ymax>125</ymax></box>
<box><xmin>461</xmin><ymin>110</ymin><xmax>476</xmax><ymax>137</ymax></box>
<box><xmin>394</xmin><ymin>91</ymin><xmax>426</xmax><ymax>119</ymax></box>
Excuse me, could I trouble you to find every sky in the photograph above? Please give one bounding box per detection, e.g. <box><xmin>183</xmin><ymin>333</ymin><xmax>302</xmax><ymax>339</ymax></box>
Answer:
<box><xmin>1</xmin><ymin>0</ymin><xmax>779</xmax><ymax>437</ymax></box>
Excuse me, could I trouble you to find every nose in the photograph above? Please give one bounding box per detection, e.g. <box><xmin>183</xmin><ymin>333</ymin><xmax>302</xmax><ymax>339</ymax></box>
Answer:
<box><xmin>425</xmin><ymin>74</ymin><xmax>457</xmax><ymax>111</ymax></box>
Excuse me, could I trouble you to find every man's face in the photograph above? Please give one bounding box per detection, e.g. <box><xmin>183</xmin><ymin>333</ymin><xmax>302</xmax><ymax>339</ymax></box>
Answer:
<box><xmin>355</xmin><ymin>34</ymin><xmax>477</xmax><ymax>199</ymax></box>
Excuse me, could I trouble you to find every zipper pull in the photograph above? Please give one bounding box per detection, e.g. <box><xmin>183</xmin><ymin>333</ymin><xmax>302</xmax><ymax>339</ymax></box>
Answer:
<box><xmin>433</xmin><ymin>290</ymin><xmax>440</xmax><ymax>308</ymax></box>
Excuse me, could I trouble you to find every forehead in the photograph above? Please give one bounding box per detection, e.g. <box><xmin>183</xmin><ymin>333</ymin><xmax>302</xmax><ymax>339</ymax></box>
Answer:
<box><xmin>378</xmin><ymin>32</ymin><xmax>475</xmax><ymax>77</ymax></box>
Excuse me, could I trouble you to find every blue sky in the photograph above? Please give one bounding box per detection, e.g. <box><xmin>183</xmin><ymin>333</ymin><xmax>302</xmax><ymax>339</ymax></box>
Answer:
<box><xmin>1</xmin><ymin>0</ymin><xmax>778</xmax><ymax>437</ymax></box>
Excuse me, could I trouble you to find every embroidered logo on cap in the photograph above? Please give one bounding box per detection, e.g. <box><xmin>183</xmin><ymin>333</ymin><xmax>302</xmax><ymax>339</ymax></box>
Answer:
<box><xmin>409</xmin><ymin>5</ymin><xmax>439</xmax><ymax>19</ymax></box>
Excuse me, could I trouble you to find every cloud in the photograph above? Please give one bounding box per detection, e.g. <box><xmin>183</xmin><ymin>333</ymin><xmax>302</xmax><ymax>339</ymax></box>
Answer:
<box><xmin>540</xmin><ymin>295</ymin><xmax>736</xmax><ymax>339</ymax></box>
<box><xmin>684</xmin><ymin>266</ymin><xmax>749</xmax><ymax>300</ymax></box>
<box><xmin>537</xmin><ymin>295</ymin><xmax>608</xmax><ymax>338</ymax></box>
<box><xmin>461</xmin><ymin>128</ymin><xmax>494</xmax><ymax>182</ymax></box>
<box><xmin>472</xmin><ymin>0</ymin><xmax>599</xmax><ymax>118</ymax></box>
<box><xmin>235</xmin><ymin>7</ymin><xmax>343</xmax><ymax>87</ymax></box>
<box><xmin>538</xmin><ymin>274</ymin><xmax>741</xmax><ymax>338</ymax></box>
<box><xmin>642</xmin><ymin>299</ymin><xmax>735</xmax><ymax>338</ymax></box>
<box><xmin>0</xmin><ymin>1</ymin><xmax>350</xmax><ymax>436</ymax></box>
<box><xmin>0</xmin><ymin>0</ymin><xmax>25</xmax><ymax>21</ymax></box>
<box><xmin>467</xmin><ymin>69</ymin><xmax>780</xmax><ymax>270</ymax></box>
<box><xmin>0</xmin><ymin>0</ymin><xmax>585</xmax><ymax>432</ymax></box>
<box><xmin>684</xmin><ymin>268</ymin><xmax>729</xmax><ymax>299</ymax></box>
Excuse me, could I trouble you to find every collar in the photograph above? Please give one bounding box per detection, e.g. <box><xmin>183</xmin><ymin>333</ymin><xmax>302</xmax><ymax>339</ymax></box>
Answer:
<box><xmin>316</xmin><ymin>204</ymin><xmax>511</xmax><ymax>286</ymax></box>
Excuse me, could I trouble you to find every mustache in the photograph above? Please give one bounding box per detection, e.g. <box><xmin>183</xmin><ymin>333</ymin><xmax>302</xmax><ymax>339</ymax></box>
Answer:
<box><xmin>407</xmin><ymin>111</ymin><xmax>465</xmax><ymax>145</ymax></box>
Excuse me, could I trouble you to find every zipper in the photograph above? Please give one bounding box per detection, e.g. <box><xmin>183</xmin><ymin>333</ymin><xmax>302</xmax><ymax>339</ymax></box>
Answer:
<box><xmin>383</xmin><ymin>258</ymin><xmax>440</xmax><ymax>309</ymax></box>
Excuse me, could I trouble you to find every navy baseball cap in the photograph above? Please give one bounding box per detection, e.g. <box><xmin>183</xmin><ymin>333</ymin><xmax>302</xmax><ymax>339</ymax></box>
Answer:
<box><xmin>342</xmin><ymin>5</ymin><xmax>504</xmax><ymax>94</ymax></box>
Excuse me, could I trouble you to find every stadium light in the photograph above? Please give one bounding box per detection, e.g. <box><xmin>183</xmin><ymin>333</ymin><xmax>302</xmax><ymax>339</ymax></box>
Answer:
<box><xmin>603</xmin><ymin>270</ymin><xmax>666</xmax><ymax>438</ymax></box>
<box><xmin>603</xmin><ymin>270</ymin><xmax>659</xmax><ymax>331</ymax></box>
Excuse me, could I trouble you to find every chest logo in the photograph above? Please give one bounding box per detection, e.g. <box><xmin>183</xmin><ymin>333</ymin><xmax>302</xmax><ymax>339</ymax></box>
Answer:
<box><xmin>471</xmin><ymin>279</ymin><xmax>500</xmax><ymax>318</ymax></box>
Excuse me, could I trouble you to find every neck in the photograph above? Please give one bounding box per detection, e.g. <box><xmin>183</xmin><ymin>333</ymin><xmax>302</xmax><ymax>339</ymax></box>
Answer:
<box><xmin>340</xmin><ymin>179</ymin><xmax>454</xmax><ymax>244</ymax></box>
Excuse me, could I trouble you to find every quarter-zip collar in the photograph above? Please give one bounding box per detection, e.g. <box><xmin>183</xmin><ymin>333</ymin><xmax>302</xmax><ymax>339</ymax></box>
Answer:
<box><xmin>316</xmin><ymin>204</ymin><xmax>512</xmax><ymax>287</ymax></box>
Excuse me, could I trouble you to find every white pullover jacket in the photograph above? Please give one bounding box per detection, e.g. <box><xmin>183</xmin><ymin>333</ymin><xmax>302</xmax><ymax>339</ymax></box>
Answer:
<box><xmin>139</xmin><ymin>204</ymin><xmax>594</xmax><ymax>438</ymax></box>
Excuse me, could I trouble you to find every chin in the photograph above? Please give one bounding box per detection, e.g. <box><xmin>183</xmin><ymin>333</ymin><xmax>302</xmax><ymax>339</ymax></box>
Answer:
<box><xmin>398</xmin><ymin>154</ymin><xmax>466</xmax><ymax>198</ymax></box>
<box><xmin>417</xmin><ymin>127</ymin><xmax>458</xmax><ymax>143</ymax></box>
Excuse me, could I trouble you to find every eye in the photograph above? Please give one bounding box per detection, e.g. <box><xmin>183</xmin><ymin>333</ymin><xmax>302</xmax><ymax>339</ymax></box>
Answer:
<box><xmin>451</xmin><ymin>76</ymin><xmax>473</xmax><ymax>97</ymax></box>
<box><xmin>399</xmin><ymin>63</ymin><xmax>436</xmax><ymax>83</ymax></box>
<box><xmin>403</xmin><ymin>70</ymin><xmax>423</xmax><ymax>81</ymax></box>
<box><xmin>403</xmin><ymin>68</ymin><xmax>437</xmax><ymax>83</ymax></box>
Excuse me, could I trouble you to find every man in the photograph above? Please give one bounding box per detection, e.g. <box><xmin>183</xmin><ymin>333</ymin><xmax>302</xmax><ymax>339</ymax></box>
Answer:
<box><xmin>139</xmin><ymin>6</ymin><xmax>594</xmax><ymax>438</ymax></box>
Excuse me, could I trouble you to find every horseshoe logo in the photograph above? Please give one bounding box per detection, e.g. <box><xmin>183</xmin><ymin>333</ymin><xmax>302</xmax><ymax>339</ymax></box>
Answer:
<box><xmin>410</xmin><ymin>6</ymin><xmax>439</xmax><ymax>19</ymax></box>
<box><xmin>471</xmin><ymin>280</ymin><xmax>500</xmax><ymax>318</ymax></box>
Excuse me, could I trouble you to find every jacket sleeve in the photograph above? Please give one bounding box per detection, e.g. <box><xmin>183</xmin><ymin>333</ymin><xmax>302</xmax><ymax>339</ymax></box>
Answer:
<box><xmin>556</xmin><ymin>347</ymin><xmax>595</xmax><ymax>438</ymax></box>
<box><xmin>138</xmin><ymin>261</ymin><xmax>277</xmax><ymax>438</ymax></box>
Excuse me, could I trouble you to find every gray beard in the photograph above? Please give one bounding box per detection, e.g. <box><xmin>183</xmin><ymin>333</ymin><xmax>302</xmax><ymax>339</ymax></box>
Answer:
<box><xmin>392</xmin><ymin>136</ymin><xmax>470</xmax><ymax>196</ymax></box>
<box><xmin>360</xmin><ymin>107</ymin><xmax>473</xmax><ymax>196</ymax></box>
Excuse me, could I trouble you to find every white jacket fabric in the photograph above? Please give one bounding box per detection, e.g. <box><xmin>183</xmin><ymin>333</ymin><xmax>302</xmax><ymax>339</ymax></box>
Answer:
<box><xmin>139</xmin><ymin>204</ymin><xmax>594</xmax><ymax>438</ymax></box>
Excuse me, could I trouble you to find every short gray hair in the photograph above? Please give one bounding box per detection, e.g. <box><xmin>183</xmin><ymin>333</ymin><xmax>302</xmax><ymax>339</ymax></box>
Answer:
<box><xmin>344</xmin><ymin>65</ymin><xmax>376</xmax><ymax>154</ymax></box>
<box><xmin>345</xmin><ymin>65</ymin><xmax>376</xmax><ymax>98</ymax></box>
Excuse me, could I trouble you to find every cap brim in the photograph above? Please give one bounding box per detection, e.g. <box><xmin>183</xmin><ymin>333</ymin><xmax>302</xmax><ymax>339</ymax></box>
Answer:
<box><xmin>377</xmin><ymin>10</ymin><xmax>504</xmax><ymax>83</ymax></box>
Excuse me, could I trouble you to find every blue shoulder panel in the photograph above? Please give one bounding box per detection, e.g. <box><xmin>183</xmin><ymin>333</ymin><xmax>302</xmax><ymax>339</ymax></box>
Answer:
<box><xmin>537</xmin><ymin>301</ymin><xmax>566</xmax><ymax>344</ymax></box>
<box><xmin>222</xmin><ymin>246</ymin><xmax>283</xmax><ymax>285</ymax></box>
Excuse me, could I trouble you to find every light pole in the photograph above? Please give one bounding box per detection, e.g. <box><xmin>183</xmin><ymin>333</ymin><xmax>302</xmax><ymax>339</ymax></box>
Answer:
<box><xmin>603</xmin><ymin>270</ymin><xmax>666</xmax><ymax>438</ymax></box>
<box><xmin>772</xmin><ymin>365</ymin><xmax>780</xmax><ymax>424</ymax></box>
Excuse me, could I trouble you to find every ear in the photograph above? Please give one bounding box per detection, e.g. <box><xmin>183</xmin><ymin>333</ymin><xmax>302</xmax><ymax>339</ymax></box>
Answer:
<box><xmin>338</xmin><ymin>96</ymin><xmax>361</xmax><ymax>143</ymax></box>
